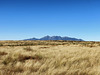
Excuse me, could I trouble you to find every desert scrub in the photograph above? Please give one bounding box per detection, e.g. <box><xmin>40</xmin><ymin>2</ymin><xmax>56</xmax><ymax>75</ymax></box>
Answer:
<box><xmin>17</xmin><ymin>54</ymin><xmax>43</xmax><ymax>62</ymax></box>
<box><xmin>2</xmin><ymin>56</ymin><xmax>16</xmax><ymax>65</ymax></box>
<box><xmin>23</xmin><ymin>47</ymin><xmax>33</xmax><ymax>51</ymax></box>
<box><xmin>39</xmin><ymin>46</ymin><xmax>50</xmax><ymax>49</ymax></box>
<box><xmin>1</xmin><ymin>41</ymin><xmax>100</xmax><ymax>75</ymax></box>
<box><xmin>0</xmin><ymin>51</ymin><xmax>7</xmax><ymax>56</ymax></box>
<box><xmin>1</xmin><ymin>65</ymin><xmax>24</xmax><ymax>75</ymax></box>
<box><xmin>0</xmin><ymin>43</ymin><xmax>3</xmax><ymax>46</ymax></box>
<box><xmin>2</xmin><ymin>53</ymin><xmax>44</xmax><ymax>65</ymax></box>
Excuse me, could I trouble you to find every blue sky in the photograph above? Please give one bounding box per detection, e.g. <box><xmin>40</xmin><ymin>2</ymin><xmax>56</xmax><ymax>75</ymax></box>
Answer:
<box><xmin>0</xmin><ymin>0</ymin><xmax>100</xmax><ymax>41</ymax></box>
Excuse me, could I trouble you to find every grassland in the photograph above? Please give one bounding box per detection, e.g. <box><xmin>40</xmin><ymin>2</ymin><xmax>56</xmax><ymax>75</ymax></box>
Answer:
<box><xmin>0</xmin><ymin>40</ymin><xmax>100</xmax><ymax>75</ymax></box>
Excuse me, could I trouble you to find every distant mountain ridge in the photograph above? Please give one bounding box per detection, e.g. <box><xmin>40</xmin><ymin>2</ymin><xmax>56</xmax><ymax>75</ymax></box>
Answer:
<box><xmin>25</xmin><ymin>36</ymin><xmax>84</xmax><ymax>41</ymax></box>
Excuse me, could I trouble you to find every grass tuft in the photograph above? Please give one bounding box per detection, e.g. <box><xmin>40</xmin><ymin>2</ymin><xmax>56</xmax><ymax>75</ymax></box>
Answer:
<box><xmin>0</xmin><ymin>52</ymin><xmax>8</xmax><ymax>56</ymax></box>
<box><xmin>23</xmin><ymin>47</ymin><xmax>33</xmax><ymax>51</ymax></box>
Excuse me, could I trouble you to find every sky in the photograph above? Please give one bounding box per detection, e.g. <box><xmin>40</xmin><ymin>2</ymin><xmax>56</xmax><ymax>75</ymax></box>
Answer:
<box><xmin>0</xmin><ymin>0</ymin><xmax>100</xmax><ymax>41</ymax></box>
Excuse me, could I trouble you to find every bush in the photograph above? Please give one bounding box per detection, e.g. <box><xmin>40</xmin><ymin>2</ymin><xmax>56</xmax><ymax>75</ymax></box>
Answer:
<box><xmin>0</xmin><ymin>52</ymin><xmax>7</xmax><ymax>56</ymax></box>
<box><xmin>23</xmin><ymin>47</ymin><xmax>33</xmax><ymax>51</ymax></box>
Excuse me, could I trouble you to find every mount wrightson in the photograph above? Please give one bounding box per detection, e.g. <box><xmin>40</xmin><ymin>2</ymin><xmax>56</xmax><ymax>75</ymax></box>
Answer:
<box><xmin>25</xmin><ymin>36</ymin><xmax>84</xmax><ymax>41</ymax></box>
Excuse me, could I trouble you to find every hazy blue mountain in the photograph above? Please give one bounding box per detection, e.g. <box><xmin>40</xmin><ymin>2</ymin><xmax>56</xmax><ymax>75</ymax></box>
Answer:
<box><xmin>25</xmin><ymin>36</ymin><xmax>84</xmax><ymax>41</ymax></box>
<box><xmin>25</xmin><ymin>38</ymin><xmax>38</xmax><ymax>40</ymax></box>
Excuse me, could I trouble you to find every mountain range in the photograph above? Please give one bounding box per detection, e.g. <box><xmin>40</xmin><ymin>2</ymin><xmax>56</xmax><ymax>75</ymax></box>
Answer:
<box><xmin>25</xmin><ymin>36</ymin><xmax>84</xmax><ymax>41</ymax></box>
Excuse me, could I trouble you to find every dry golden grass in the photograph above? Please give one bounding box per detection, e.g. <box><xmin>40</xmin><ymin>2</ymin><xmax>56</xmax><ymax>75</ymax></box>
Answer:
<box><xmin>0</xmin><ymin>41</ymin><xmax>100</xmax><ymax>75</ymax></box>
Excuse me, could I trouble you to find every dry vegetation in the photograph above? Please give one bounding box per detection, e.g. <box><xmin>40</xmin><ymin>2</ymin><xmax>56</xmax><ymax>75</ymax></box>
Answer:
<box><xmin>0</xmin><ymin>40</ymin><xmax>100</xmax><ymax>75</ymax></box>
